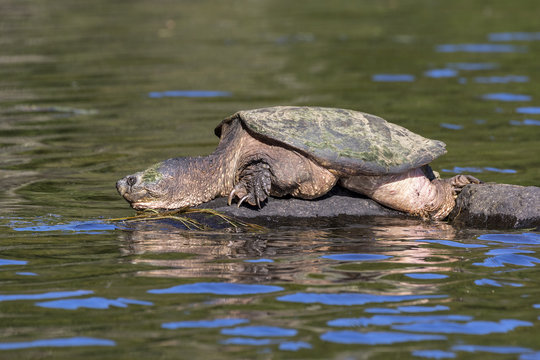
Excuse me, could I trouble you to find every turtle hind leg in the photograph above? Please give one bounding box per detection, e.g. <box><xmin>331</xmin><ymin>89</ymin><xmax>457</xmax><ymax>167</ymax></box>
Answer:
<box><xmin>228</xmin><ymin>161</ymin><xmax>272</xmax><ymax>208</ymax></box>
<box><xmin>447</xmin><ymin>174</ymin><xmax>482</xmax><ymax>194</ymax></box>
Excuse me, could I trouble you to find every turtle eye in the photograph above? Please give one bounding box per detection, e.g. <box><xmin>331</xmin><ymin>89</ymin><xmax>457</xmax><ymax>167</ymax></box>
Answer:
<box><xmin>126</xmin><ymin>176</ymin><xmax>137</xmax><ymax>187</ymax></box>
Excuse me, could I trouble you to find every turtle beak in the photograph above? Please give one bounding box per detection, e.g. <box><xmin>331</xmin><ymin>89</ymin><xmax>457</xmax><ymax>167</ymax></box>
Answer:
<box><xmin>116</xmin><ymin>173</ymin><xmax>146</xmax><ymax>203</ymax></box>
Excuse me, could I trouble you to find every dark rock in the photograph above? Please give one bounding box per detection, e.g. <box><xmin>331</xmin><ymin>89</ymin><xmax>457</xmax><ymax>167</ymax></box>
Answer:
<box><xmin>199</xmin><ymin>186</ymin><xmax>403</xmax><ymax>219</ymax></box>
<box><xmin>448</xmin><ymin>183</ymin><xmax>540</xmax><ymax>229</ymax></box>
<box><xmin>199</xmin><ymin>184</ymin><xmax>539</xmax><ymax>230</ymax></box>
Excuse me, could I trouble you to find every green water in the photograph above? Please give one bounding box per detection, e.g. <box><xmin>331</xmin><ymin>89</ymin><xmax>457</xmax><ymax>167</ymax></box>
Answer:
<box><xmin>1</xmin><ymin>0</ymin><xmax>539</xmax><ymax>359</ymax></box>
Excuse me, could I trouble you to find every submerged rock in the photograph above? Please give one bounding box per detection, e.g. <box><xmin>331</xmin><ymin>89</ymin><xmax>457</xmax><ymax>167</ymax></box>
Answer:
<box><xmin>200</xmin><ymin>184</ymin><xmax>540</xmax><ymax>230</ymax></box>
<box><xmin>448</xmin><ymin>183</ymin><xmax>540</xmax><ymax>229</ymax></box>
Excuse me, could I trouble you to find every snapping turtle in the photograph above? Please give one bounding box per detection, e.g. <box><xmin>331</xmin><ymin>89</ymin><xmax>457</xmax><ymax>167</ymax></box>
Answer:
<box><xmin>116</xmin><ymin>106</ymin><xmax>480</xmax><ymax>220</ymax></box>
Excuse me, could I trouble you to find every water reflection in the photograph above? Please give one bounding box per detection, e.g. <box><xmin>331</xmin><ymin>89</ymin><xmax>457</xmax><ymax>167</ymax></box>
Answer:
<box><xmin>441</xmin><ymin>166</ymin><xmax>517</xmax><ymax>174</ymax></box>
<box><xmin>148</xmin><ymin>282</ymin><xmax>283</xmax><ymax>295</ymax></box>
<box><xmin>0</xmin><ymin>258</ymin><xmax>27</xmax><ymax>266</ymax></box>
<box><xmin>277</xmin><ymin>293</ymin><xmax>446</xmax><ymax>306</ymax></box>
<box><xmin>2</xmin><ymin>0</ymin><xmax>540</xmax><ymax>357</ymax></box>
<box><xmin>516</xmin><ymin>106</ymin><xmax>540</xmax><ymax>114</ymax></box>
<box><xmin>474</xmin><ymin>75</ymin><xmax>529</xmax><ymax>83</ymax></box>
<box><xmin>278</xmin><ymin>341</ymin><xmax>312</xmax><ymax>351</ymax></box>
<box><xmin>510</xmin><ymin>119</ymin><xmax>540</xmax><ymax>126</ymax></box>
<box><xmin>372</xmin><ymin>74</ymin><xmax>415</xmax><ymax>82</ymax></box>
<box><xmin>0</xmin><ymin>337</ymin><xmax>115</xmax><ymax>350</ymax></box>
<box><xmin>221</xmin><ymin>325</ymin><xmax>297</xmax><ymax>337</ymax></box>
<box><xmin>436</xmin><ymin>44</ymin><xmax>526</xmax><ymax>53</ymax></box>
<box><xmin>366</xmin><ymin>305</ymin><xmax>450</xmax><ymax>313</ymax></box>
<box><xmin>0</xmin><ymin>290</ymin><xmax>93</xmax><ymax>302</ymax></box>
<box><xmin>36</xmin><ymin>296</ymin><xmax>153</xmax><ymax>310</ymax></box>
<box><xmin>328</xmin><ymin>314</ymin><xmax>472</xmax><ymax>327</ymax></box>
<box><xmin>424</xmin><ymin>69</ymin><xmax>458</xmax><ymax>78</ymax></box>
<box><xmin>162</xmin><ymin>318</ymin><xmax>249</xmax><ymax>329</ymax></box>
<box><xmin>147</xmin><ymin>90</ymin><xmax>232</xmax><ymax>98</ymax></box>
<box><xmin>439</xmin><ymin>123</ymin><xmax>463</xmax><ymax>130</ymax></box>
<box><xmin>488</xmin><ymin>32</ymin><xmax>540</xmax><ymax>41</ymax></box>
<box><xmin>415</xmin><ymin>239</ymin><xmax>486</xmax><ymax>248</ymax></box>
<box><xmin>412</xmin><ymin>349</ymin><xmax>456</xmax><ymax>359</ymax></box>
<box><xmin>393</xmin><ymin>319</ymin><xmax>532</xmax><ymax>335</ymax></box>
<box><xmin>446</xmin><ymin>62</ymin><xmax>498</xmax><ymax>71</ymax></box>
<box><xmin>321</xmin><ymin>254</ymin><xmax>391</xmax><ymax>261</ymax></box>
<box><xmin>405</xmin><ymin>273</ymin><xmax>448</xmax><ymax>280</ymax></box>
<box><xmin>117</xmin><ymin>217</ymin><xmax>460</xmax><ymax>283</ymax></box>
<box><xmin>321</xmin><ymin>330</ymin><xmax>446</xmax><ymax>345</ymax></box>
<box><xmin>474</xmin><ymin>278</ymin><xmax>523</xmax><ymax>287</ymax></box>
<box><xmin>12</xmin><ymin>220</ymin><xmax>117</xmax><ymax>234</ymax></box>
<box><xmin>481</xmin><ymin>93</ymin><xmax>531</xmax><ymax>101</ymax></box>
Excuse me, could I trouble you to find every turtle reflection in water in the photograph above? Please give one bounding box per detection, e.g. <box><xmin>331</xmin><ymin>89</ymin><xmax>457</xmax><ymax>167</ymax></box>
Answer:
<box><xmin>117</xmin><ymin>106</ymin><xmax>480</xmax><ymax>220</ymax></box>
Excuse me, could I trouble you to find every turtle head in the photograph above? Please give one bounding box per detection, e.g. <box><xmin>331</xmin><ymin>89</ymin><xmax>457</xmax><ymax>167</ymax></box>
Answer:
<box><xmin>116</xmin><ymin>157</ymin><xmax>207</xmax><ymax>210</ymax></box>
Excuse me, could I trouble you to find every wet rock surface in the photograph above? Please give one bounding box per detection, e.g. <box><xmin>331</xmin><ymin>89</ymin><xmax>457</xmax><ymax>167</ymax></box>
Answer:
<box><xmin>198</xmin><ymin>187</ymin><xmax>403</xmax><ymax>219</ymax></box>
<box><xmin>448</xmin><ymin>183</ymin><xmax>540</xmax><ymax>230</ymax></box>
<box><xmin>199</xmin><ymin>184</ymin><xmax>540</xmax><ymax>230</ymax></box>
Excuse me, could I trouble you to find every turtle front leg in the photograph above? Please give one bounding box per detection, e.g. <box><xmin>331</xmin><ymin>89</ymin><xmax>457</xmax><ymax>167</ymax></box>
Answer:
<box><xmin>228</xmin><ymin>161</ymin><xmax>272</xmax><ymax>208</ymax></box>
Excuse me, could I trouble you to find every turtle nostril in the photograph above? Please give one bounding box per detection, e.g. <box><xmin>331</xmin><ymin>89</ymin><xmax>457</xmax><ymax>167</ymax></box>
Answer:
<box><xmin>126</xmin><ymin>176</ymin><xmax>137</xmax><ymax>187</ymax></box>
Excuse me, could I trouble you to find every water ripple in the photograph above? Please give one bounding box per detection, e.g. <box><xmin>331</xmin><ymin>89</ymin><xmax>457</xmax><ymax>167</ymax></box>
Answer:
<box><xmin>244</xmin><ymin>259</ymin><xmax>274</xmax><ymax>263</ymax></box>
<box><xmin>393</xmin><ymin>319</ymin><xmax>532</xmax><ymax>335</ymax></box>
<box><xmin>328</xmin><ymin>314</ymin><xmax>472</xmax><ymax>327</ymax></box>
<box><xmin>441</xmin><ymin>166</ymin><xmax>517</xmax><ymax>174</ymax></box>
<box><xmin>321</xmin><ymin>254</ymin><xmax>391</xmax><ymax>261</ymax></box>
<box><xmin>0</xmin><ymin>337</ymin><xmax>115</xmax><ymax>350</ymax></box>
<box><xmin>148</xmin><ymin>282</ymin><xmax>284</xmax><ymax>295</ymax></box>
<box><xmin>488</xmin><ymin>32</ymin><xmax>540</xmax><ymax>41</ymax></box>
<box><xmin>416</xmin><ymin>239</ymin><xmax>486</xmax><ymax>249</ymax></box>
<box><xmin>277</xmin><ymin>293</ymin><xmax>446</xmax><ymax>306</ymax></box>
<box><xmin>481</xmin><ymin>93</ymin><xmax>532</xmax><ymax>102</ymax></box>
<box><xmin>12</xmin><ymin>220</ymin><xmax>117</xmax><ymax>234</ymax></box>
<box><xmin>36</xmin><ymin>297</ymin><xmax>153</xmax><ymax>310</ymax></box>
<box><xmin>220</xmin><ymin>337</ymin><xmax>273</xmax><ymax>346</ymax></box>
<box><xmin>0</xmin><ymin>258</ymin><xmax>27</xmax><ymax>266</ymax></box>
<box><xmin>436</xmin><ymin>44</ymin><xmax>526</xmax><ymax>53</ymax></box>
<box><xmin>405</xmin><ymin>273</ymin><xmax>448</xmax><ymax>280</ymax></box>
<box><xmin>148</xmin><ymin>90</ymin><xmax>232</xmax><ymax>98</ymax></box>
<box><xmin>452</xmin><ymin>344</ymin><xmax>534</xmax><ymax>354</ymax></box>
<box><xmin>473</xmin><ymin>253</ymin><xmax>540</xmax><ymax>268</ymax></box>
<box><xmin>412</xmin><ymin>350</ymin><xmax>456</xmax><ymax>359</ymax></box>
<box><xmin>516</xmin><ymin>107</ymin><xmax>540</xmax><ymax>114</ymax></box>
<box><xmin>321</xmin><ymin>330</ymin><xmax>446</xmax><ymax>344</ymax></box>
<box><xmin>221</xmin><ymin>325</ymin><xmax>297</xmax><ymax>337</ymax></box>
<box><xmin>474</xmin><ymin>75</ymin><xmax>529</xmax><ymax>83</ymax></box>
<box><xmin>510</xmin><ymin>119</ymin><xmax>540</xmax><ymax>126</ymax></box>
<box><xmin>0</xmin><ymin>290</ymin><xmax>93</xmax><ymax>302</ymax></box>
<box><xmin>424</xmin><ymin>69</ymin><xmax>458</xmax><ymax>78</ymax></box>
<box><xmin>279</xmin><ymin>341</ymin><xmax>312</xmax><ymax>351</ymax></box>
<box><xmin>162</xmin><ymin>318</ymin><xmax>249</xmax><ymax>329</ymax></box>
<box><xmin>477</xmin><ymin>233</ymin><xmax>540</xmax><ymax>245</ymax></box>
<box><xmin>372</xmin><ymin>74</ymin><xmax>415</xmax><ymax>82</ymax></box>
<box><xmin>446</xmin><ymin>62</ymin><xmax>497</xmax><ymax>71</ymax></box>
<box><xmin>474</xmin><ymin>278</ymin><xmax>523</xmax><ymax>287</ymax></box>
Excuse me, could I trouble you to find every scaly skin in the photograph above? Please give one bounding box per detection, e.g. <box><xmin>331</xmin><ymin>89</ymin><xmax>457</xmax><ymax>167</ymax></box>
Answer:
<box><xmin>117</xmin><ymin>117</ymin><xmax>479</xmax><ymax>219</ymax></box>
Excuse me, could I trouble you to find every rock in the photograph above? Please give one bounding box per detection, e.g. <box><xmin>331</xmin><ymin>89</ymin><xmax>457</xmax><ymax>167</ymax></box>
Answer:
<box><xmin>199</xmin><ymin>186</ymin><xmax>403</xmax><ymax>219</ymax></box>
<box><xmin>198</xmin><ymin>184</ymin><xmax>540</xmax><ymax>230</ymax></box>
<box><xmin>448</xmin><ymin>183</ymin><xmax>540</xmax><ymax>229</ymax></box>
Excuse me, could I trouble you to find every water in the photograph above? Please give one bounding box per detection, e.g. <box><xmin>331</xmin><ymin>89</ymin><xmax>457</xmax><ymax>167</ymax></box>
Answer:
<box><xmin>1</xmin><ymin>0</ymin><xmax>539</xmax><ymax>358</ymax></box>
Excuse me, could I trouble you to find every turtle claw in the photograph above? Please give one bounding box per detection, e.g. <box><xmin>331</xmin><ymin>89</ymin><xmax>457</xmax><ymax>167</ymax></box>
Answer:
<box><xmin>227</xmin><ymin>188</ymin><xmax>237</xmax><ymax>206</ymax></box>
<box><xmin>227</xmin><ymin>161</ymin><xmax>272</xmax><ymax>209</ymax></box>
<box><xmin>237</xmin><ymin>194</ymin><xmax>250</xmax><ymax>208</ymax></box>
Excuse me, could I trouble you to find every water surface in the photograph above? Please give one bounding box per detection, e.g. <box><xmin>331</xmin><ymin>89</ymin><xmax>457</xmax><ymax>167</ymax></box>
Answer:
<box><xmin>1</xmin><ymin>0</ymin><xmax>539</xmax><ymax>359</ymax></box>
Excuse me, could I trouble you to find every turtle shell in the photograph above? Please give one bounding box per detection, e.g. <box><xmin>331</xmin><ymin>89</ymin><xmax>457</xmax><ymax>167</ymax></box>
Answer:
<box><xmin>215</xmin><ymin>106</ymin><xmax>447</xmax><ymax>175</ymax></box>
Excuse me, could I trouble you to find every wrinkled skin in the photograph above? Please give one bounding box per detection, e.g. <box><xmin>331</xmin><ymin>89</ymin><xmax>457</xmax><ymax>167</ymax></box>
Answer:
<box><xmin>117</xmin><ymin>108</ymin><xmax>481</xmax><ymax>220</ymax></box>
